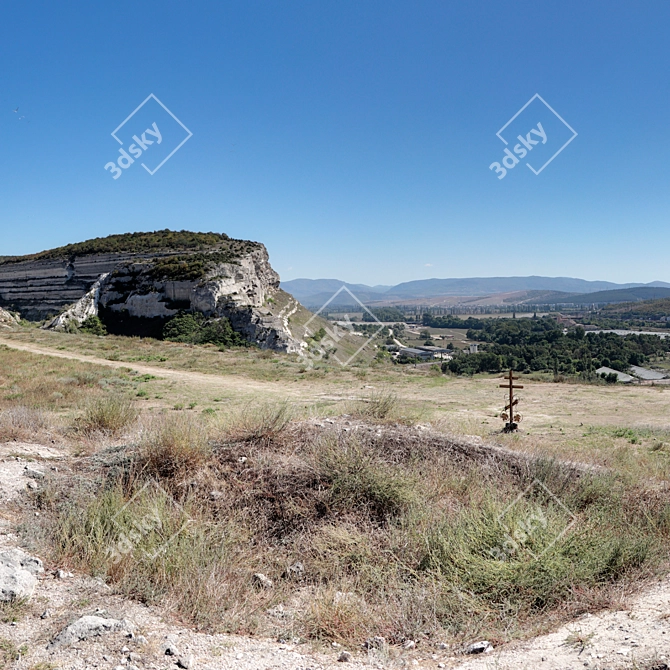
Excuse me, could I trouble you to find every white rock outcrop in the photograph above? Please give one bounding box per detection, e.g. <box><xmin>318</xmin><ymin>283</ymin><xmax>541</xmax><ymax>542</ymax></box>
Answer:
<box><xmin>49</xmin><ymin>615</ymin><xmax>135</xmax><ymax>648</ymax></box>
<box><xmin>45</xmin><ymin>272</ymin><xmax>109</xmax><ymax>331</ymax></box>
<box><xmin>0</xmin><ymin>547</ymin><xmax>44</xmax><ymax>601</ymax></box>
<box><xmin>0</xmin><ymin>307</ymin><xmax>18</xmax><ymax>329</ymax></box>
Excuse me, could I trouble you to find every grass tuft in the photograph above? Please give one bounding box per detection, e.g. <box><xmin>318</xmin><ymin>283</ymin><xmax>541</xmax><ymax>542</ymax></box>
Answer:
<box><xmin>0</xmin><ymin>406</ymin><xmax>49</xmax><ymax>442</ymax></box>
<box><xmin>75</xmin><ymin>395</ymin><xmax>137</xmax><ymax>435</ymax></box>
<box><xmin>231</xmin><ymin>400</ymin><xmax>293</xmax><ymax>443</ymax></box>
<box><xmin>141</xmin><ymin>413</ymin><xmax>211</xmax><ymax>479</ymax></box>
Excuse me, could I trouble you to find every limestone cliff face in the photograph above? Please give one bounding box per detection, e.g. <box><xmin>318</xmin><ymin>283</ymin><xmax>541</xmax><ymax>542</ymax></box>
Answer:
<box><xmin>0</xmin><ymin>240</ymin><xmax>302</xmax><ymax>352</ymax></box>
<box><xmin>0</xmin><ymin>253</ymin><xmax>147</xmax><ymax>321</ymax></box>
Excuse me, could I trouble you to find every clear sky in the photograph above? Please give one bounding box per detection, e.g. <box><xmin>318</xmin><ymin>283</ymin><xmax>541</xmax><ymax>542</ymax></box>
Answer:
<box><xmin>1</xmin><ymin>1</ymin><xmax>669</xmax><ymax>286</ymax></box>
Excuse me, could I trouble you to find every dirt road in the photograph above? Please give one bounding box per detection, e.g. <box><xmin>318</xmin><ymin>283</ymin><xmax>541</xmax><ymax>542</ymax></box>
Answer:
<box><xmin>0</xmin><ymin>336</ymin><xmax>291</xmax><ymax>398</ymax></box>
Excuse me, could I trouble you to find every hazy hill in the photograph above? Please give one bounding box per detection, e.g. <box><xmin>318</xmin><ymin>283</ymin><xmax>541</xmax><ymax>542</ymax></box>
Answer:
<box><xmin>385</xmin><ymin>277</ymin><xmax>670</xmax><ymax>298</ymax></box>
<box><xmin>282</xmin><ymin>276</ymin><xmax>670</xmax><ymax>306</ymax></box>
<box><xmin>280</xmin><ymin>279</ymin><xmax>392</xmax><ymax>307</ymax></box>
<box><xmin>603</xmin><ymin>297</ymin><xmax>670</xmax><ymax>316</ymax></box>
<box><xmin>538</xmin><ymin>287</ymin><xmax>670</xmax><ymax>306</ymax></box>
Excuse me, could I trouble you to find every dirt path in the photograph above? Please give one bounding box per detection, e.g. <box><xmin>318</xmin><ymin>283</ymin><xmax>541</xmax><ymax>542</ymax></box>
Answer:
<box><xmin>0</xmin><ymin>337</ymin><xmax>291</xmax><ymax>398</ymax></box>
<box><xmin>455</xmin><ymin>581</ymin><xmax>670</xmax><ymax>669</ymax></box>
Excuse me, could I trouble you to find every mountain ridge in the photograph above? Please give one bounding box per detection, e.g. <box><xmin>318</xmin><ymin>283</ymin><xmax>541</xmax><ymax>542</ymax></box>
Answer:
<box><xmin>282</xmin><ymin>276</ymin><xmax>670</xmax><ymax>305</ymax></box>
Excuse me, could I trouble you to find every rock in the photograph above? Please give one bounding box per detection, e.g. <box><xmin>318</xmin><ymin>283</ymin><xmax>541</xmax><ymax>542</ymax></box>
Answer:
<box><xmin>338</xmin><ymin>651</ymin><xmax>352</xmax><ymax>662</ymax></box>
<box><xmin>46</xmin><ymin>273</ymin><xmax>109</xmax><ymax>331</ymax></box>
<box><xmin>0</xmin><ymin>548</ymin><xmax>44</xmax><ymax>602</ymax></box>
<box><xmin>55</xmin><ymin>569</ymin><xmax>73</xmax><ymax>579</ymax></box>
<box><xmin>26</xmin><ymin>480</ymin><xmax>38</xmax><ymax>490</ymax></box>
<box><xmin>2</xmin><ymin>234</ymin><xmax>303</xmax><ymax>352</ymax></box>
<box><xmin>464</xmin><ymin>641</ymin><xmax>493</xmax><ymax>654</ymax></box>
<box><xmin>23</xmin><ymin>466</ymin><xmax>45</xmax><ymax>480</ymax></box>
<box><xmin>363</xmin><ymin>636</ymin><xmax>386</xmax><ymax>650</ymax></box>
<box><xmin>49</xmin><ymin>615</ymin><xmax>134</xmax><ymax>648</ymax></box>
<box><xmin>437</xmin><ymin>642</ymin><xmax>449</xmax><ymax>650</ymax></box>
<box><xmin>287</xmin><ymin>561</ymin><xmax>304</xmax><ymax>578</ymax></box>
<box><xmin>403</xmin><ymin>640</ymin><xmax>416</xmax><ymax>650</ymax></box>
<box><xmin>165</xmin><ymin>644</ymin><xmax>180</xmax><ymax>656</ymax></box>
<box><xmin>135</xmin><ymin>635</ymin><xmax>148</xmax><ymax>645</ymax></box>
<box><xmin>128</xmin><ymin>651</ymin><xmax>141</xmax><ymax>662</ymax></box>
<box><xmin>252</xmin><ymin>572</ymin><xmax>273</xmax><ymax>589</ymax></box>
<box><xmin>41</xmin><ymin>609</ymin><xmax>52</xmax><ymax>619</ymax></box>
<box><xmin>177</xmin><ymin>655</ymin><xmax>196</xmax><ymax>668</ymax></box>
<box><xmin>0</xmin><ymin>307</ymin><xmax>19</xmax><ymax>329</ymax></box>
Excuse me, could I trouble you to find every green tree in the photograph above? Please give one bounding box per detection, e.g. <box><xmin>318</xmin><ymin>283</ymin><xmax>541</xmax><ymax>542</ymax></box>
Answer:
<box><xmin>79</xmin><ymin>315</ymin><xmax>107</xmax><ymax>336</ymax></box>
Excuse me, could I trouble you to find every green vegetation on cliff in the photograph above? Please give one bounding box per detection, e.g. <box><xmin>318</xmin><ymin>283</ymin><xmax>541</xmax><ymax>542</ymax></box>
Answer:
<box><xmin>148</xmin><ymin>251</ymin><xmax>242</xmax><ymax>281</ymax></box>
<box><xmin>162</xmin><ymin>312</ymin><xmax>245</xmax><ymax>348</ymax></box>
<box><xmin>0</xmin><ymin>230</ymin><xmax>261</xmax><ymax>264</ymax></box>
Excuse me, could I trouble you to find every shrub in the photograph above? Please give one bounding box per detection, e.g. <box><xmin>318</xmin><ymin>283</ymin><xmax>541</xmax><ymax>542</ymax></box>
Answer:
<box><xmin>162</xmin><ymin>312</ymin><xmax>244</xmax><ymax>348</ymax></box>
<box><xmin>76</xmin><ymin>395</ymin><xmax>137</xmax><ymax>435</ymax></box>
<box><xmin>0</xmin><ymin>407</ymin><xmax>49</xmax><ymax>441</ymax></box>
<box><xmin>1</xmin><ymin>230</ymin><xmax>255</xmax><ymax>264</ymax></box>
<box><xmin>354</xmin><ymin>390</ymin><xmax>398</xmax><ymax>420</ymax></box>
<box><xmin>317</xmin><ymin>438</ymin><xmax>416</xmax><ymax>519</ymax></box>
<box><xmin>79</xmin><ymin>315</ymin><xmax>107</xmax><ymax>336</ymax></box>
<box><xmin>231</xmin><ymin>401</ymin><xmax>293</xmax><ymax>443</ymax></box>
<box><xmin>141</xmin><ymin>413</ymin><xmax>211</xmax><ymax>479</ymax></box>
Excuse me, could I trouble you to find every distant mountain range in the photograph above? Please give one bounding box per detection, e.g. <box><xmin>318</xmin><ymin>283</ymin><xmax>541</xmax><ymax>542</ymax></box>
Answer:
<box><xmin>281</xmin><ymin>276</ymin><xmax>670</xmax><ymax>307</ymax></box>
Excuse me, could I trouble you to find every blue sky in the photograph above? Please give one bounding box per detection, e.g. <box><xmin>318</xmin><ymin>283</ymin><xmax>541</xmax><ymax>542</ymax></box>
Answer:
<box><xmin>1</xmin><ymin>1</ymin><xmax>669</xmax><ymax>285</ymax></box>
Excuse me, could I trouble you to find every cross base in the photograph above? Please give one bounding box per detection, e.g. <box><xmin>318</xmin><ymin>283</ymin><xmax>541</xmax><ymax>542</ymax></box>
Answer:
<box><xmin>502</xmin><ymin>422</ymin><xmax>518</xmax><ymax>433</ymax></box>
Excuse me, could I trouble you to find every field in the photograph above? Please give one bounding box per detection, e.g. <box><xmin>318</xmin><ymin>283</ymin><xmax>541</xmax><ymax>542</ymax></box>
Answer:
<box><xmin>3</xmin><ymin>327</ymin><xmax>670</xmax><ymax>477</ymax></box>
<box><xmin>1</xmin><ymin>326</ymin><xmax>670</xmax><ymax>667</ymax></box>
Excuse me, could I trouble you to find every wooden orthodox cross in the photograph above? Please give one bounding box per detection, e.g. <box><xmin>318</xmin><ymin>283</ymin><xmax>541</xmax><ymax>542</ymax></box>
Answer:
<box><xmin>500</xmin><ymin>369</ymin><xmax>523</xmax><ymax>433</ymax></box>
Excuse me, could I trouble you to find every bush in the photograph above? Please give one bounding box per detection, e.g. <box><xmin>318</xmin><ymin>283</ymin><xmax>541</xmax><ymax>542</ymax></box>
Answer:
<box><xmin>354</xmin><ymin>390</ymin><xmax>398</xmax><ymax>420</ymax></box>
<box><xmin>141</xmin><ymin>413</ymin><xmax>211</xmax><ymax>479</ymax></box>
<box><xmin>163</xmin><ymin>312</ymin><xmax>244</xmax><ymax>348</ymax></box>
<box><xmin>317</xmin><ymin>439</ymin><xmax>417</xmax><ymax>519</ymax></box>
<box><xmin>0</xmin><ymin>407</ymin><xmax>49</xmax><ymax>442</ymax></box>
<box><xmin>76</xmin><ymin>395</ymin><xmax>137</xmax><ymax>435</ymax></box>
<box><xmin>79</xmin><ymin>315</ymin><xmax>107</xmax><ymax>336</ymax></box>
<box><xmin>1</xmin><ymin>230</ymin><xmax>255</xmax><ymax>264</ymax></box>
<box><xmin>231</xmin><ymin>401</ymin><xmax>293</xmax><ymax>443</ymax></box>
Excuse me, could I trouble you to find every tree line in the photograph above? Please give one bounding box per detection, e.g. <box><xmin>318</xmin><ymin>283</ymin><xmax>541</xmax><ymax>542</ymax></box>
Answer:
<box><xmin>445</xmin><ymin>316</ymin><xmax>670</xmax><ymax>376</ymax></box>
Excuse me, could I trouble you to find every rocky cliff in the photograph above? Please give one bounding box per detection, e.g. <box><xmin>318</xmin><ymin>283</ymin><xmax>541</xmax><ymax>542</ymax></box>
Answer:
<box><xmin>0</xmin><ymin>231</ymin><xmax>303</xmax><ymax>352</ymax></box>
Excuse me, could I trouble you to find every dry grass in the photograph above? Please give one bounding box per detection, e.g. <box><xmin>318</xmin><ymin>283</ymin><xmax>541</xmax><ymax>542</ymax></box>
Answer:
<box><xmin>140</xmin><ymin>412</ymin><xmax>211</xmax><ymax>479</ymax></box>
<box><xmin>74</xmin><ymin>395</ymin><xmax>138</xmax><ymax>436</ymax></box>
<box><xmin>0</xmin><ymin>406</ymin><xmax>50</xmax><ymax>442</ymax></box>
<box><xmin>0</xmin><ymin>345</ymin><xmax>133</xmax><ymax>413</ymax></box>
<box><xmin>227</xmin><ymin>400</ymin><xmax>293</xmax><ymax>444</ymax></box>
<box><xmin>32</xmin><ymin>415</ymin><xmax>670</xmax><ymax>648</ymax></box>
<box><xmin>351</xmin><ymin>389</ymin><xmax>399</xmax><ymax>421</ymax></box>
<box><xmin>5</xmin><ymin>333</ymin><xmax>670</xmax><ymax>650</ymax></box>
